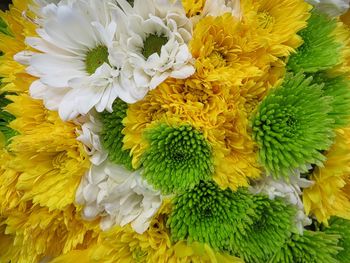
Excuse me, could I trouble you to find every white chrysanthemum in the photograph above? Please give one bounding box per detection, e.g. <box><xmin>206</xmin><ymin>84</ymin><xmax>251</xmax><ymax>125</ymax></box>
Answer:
<box><xmin>306</xmin><ymin>0</ymin><xmax>350</xmax><ymax>17</ymax></box>
<box><xmin>76</xmin><ymin>114</ymin><xmax>108</xmax><ymax>165</ymax></box>
<box><xmin>250</xmin><ymin>172</ymin><xmax>314</xmax><ymax>234</ymax></box>
<box><xmin>18</xmin><ymin>0</ymin><xmax>149</xmax><ymax>121</ymax></box>
<box><xmin>115</xmin><ymin>0</ymin><xmax>195</xmax><ymax>90</ymax></box>
<box><xmin>76</xmin><ymin>160</ymin><xmax>162</xmax><ymax>234</ymax></box>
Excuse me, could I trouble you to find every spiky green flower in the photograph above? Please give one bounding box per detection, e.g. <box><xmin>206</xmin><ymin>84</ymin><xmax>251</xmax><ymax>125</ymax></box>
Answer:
<box><xmin>311</xmin><ymin>72</ymin><xmax>350</xmax><ymax>128</ymax></box>
<box><xmin>269</xmin><ymin>230</ymin><xmax>341</xmax><ymax>263</ymax></box>
<box><xmin>0</xmin><ymin>93</ymin><xmax>17</xmax><ymax>146</ymax></box>
<box><xmin>168</xmin><ymin>181</ymin><xmax>255</xmax><ymax>250</ymax></box>
<box><xmin>100</xmin><ymin>99</ymin><xmax>133</xmax><ymax>170</ymax></box>
<box><xmin>168</xmin><ymin>181</ymin><xmax>295</xmax><ymax>260</ymax></box>
<box><xmin>142</xmin><ymin>124</ymin><xmax>213</xmax><ymax>194</ymax></box>
<box><xmin>287</xmin><ymin>11</ymin><xmax>341</xmax><ymax>73</ymax></box>
<box><xmin>252</xmin><ymin>73</ymin><xmax>334</xmax><ymax>176</ymax></box>
<box><xmin>232</xmin><ymin>195</ymin><xmax>295</xmax><ymax>262</ymax></box>
<box><xmin>324</xmin><ymin>217</ymin><xmax>350</xmax><ymax>262</ymax></box>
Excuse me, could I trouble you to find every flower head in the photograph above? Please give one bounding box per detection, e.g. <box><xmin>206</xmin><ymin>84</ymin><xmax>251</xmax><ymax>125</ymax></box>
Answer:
<box><xmin>141</xmin><ymin>123</ymin><xmax>213</xmax><ymax>194</ymax></box>
<box><xmin>303</xmin><ymin>129</ymin><xmax>350</xmax><ymax>224</ymax></box>
<box><xmin>76</xmin><ymin>160</ymin><xmax>162</xmax><ymax>234</ymax></box>
<box><xmin>115</xmin><ymin>0</ymin><xmax>195</xmax><ymax>91</ymax></box>
<box><xmin>252</xmin><ymin>73</ymin><xmax>334</xmax><ymax>176</ymax></box>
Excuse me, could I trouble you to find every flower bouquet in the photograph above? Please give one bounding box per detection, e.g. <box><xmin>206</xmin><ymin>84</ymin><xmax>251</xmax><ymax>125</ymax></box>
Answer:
<box><xmin>1</xmin><ymin>0</ymin><xmax>350</xmax><ymax>262</ymax></box>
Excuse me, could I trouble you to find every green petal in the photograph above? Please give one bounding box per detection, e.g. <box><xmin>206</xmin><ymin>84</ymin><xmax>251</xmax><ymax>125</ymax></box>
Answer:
<box><xmin>0</xmin><ymin>93</ymin><xmax>17</xmax><ymax>146</ymax></box>
<box><xmin>141</xmin><ymin>124</ymin><xmax>213</xmax><ymax>194</ymax></box>
<box><xmin>287</xmin><ymin>11</ymin><xmax>341</xmax><ymax>73</ymax></box>
<box><xmin>324</xmin><ymin>217</ymin><xmax>350</xmax><ymax>262</ymax></box>
<box><xmin>269</xmin><ymin>230</ymin><xmax>341</xmax><ymax>263</ymax></box>
<box><xmin>100</xmin><ymin>99</ymin><xmax>133</xmax><ymax>170</ymax></box>
<box><xmin>252</xmin><ymin>72</ymin><xmax>334</xmax><ymax>176</ymax></box>
<box><xmin>311</xmin><ymin>72</ymin><xmax>350</xmax><ymax>128</ymax></box>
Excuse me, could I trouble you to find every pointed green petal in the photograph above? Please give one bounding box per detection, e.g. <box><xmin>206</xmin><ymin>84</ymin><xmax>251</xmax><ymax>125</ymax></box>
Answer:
<box><xmin>287</xmin><ymin>11</ymin><xmax>342</xmax><ymax>73</ymax></box>
<box><xmin>100</xmin><ymin>99</ymin><xmax>133</xmax><ymax>170</ymax></box>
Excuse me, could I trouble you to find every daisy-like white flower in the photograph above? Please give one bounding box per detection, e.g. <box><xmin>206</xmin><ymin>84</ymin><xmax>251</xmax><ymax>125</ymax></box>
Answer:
<box><xmin>18</xmin><ymin>0</ymin><xmax>148</xmax><ymax>121</ymax></box>
<box><xmin>250</xmin><ymin>171</ymin><xmax>314</xmax><ymax>234</ymax></box>
<box><xmin>76</xmin><ymin>160</ymin><xmax>162</xmax><ymax>234</ymax></box>
<box><xmin>306</xmin><ymin>0</ymin><xmax>350</xmax><ymax>17</ymax></box>
<box><xmin>114</xmin><ymin>0</ymin><xmax>195</xmax><ymax>90</ymax></box>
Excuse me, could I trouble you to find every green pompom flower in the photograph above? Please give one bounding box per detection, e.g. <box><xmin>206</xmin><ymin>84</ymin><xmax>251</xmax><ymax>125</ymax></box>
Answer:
<box><xmin>324</xmin><ymin>217</ymin><xmax>350</xmax><ymax>262</ymax></box>
<box><xmin>269</xmin><ymin>230</ymin><xmax>341</xmax><ymax>263</ymax></box>
<box><xmin>100</xmin><ymin>99</ymin><xmax>133</xmax><ymax>170</ymax></box>
<box><xmin>168</xmin><ymin>181</ymin><xmax>255</xmax><ymax>250</ymax></box>
<box><xmin>312</xmin><ymin>72</ymin><xmax>350</xmax><ymax>128</ymax></box>
<box><xmin>232</xmin><ymin>195</ymin><xmax>295</xmax><ymax>262</ymax></box>
<box><xmin>168</xmin><ymin>181</ymin><xmax>295</xmax><ymax>260</ymax></box>
<box><xmin>287</xmin><ymin>11</ymin><xmax>341</xmax><ymax>73</ymax></box>
<box><xmin>252</xmin><ymin>73</ymin><xmax>334</xmax><ymax>176</ymax></box>
<box><xmin>141</xmin><ymin>124</ymin><xmax>213</xmax><ymax>194</ymax></box>
<box><xmin>0</xmin><ymin>93</ymin><xmax>17</xmax><ymax>146</ymax></box>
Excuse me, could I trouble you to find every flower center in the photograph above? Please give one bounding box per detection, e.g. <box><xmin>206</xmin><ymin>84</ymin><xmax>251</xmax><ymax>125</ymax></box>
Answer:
<box><xmin>208</xmin><ymin>51</ymin><xmax>227</xmax><ymax>68</ymax></box>
<box><xmin>85</xmin><ymin>45</ymin><xmax>109</xmax><ymax>75</ymax></box>
<box><xmin>142</xmin><ymin>34</ymin><xmax>168</xmax><ymax>59</ymax></box>
<box><xmin>258</xmin><ymin>11</ymin><xmax>275</xmax><ymax>30</ymax></box>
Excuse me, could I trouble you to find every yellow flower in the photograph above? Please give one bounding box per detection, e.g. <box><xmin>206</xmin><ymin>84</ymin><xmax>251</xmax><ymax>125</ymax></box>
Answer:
<box><xmin>123</xmin><ymin>77</ymin><xmax>261</xmax><ymax>190</ymax></box>
<box><xmin>241</xmin><ymin>0</ymin><xmax>311</xmax><ymax>58</ymax></box>
<box><xmin>303</xmin><ymin>129</ymin><xmax>350</xmax><ymax>225</ymax></box>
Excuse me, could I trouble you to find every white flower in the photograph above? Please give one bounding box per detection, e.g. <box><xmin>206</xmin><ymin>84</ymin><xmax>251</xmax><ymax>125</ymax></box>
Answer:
<box><xmin>76</xmin><ymin>160</ymin><xmax>162</xmax><ymax>234</ymax></box>
<box><xmin>76</xmin><ymin>113</ymin><xmax>108</xmax><ymax>165</ymax></box>
<box><xmin>306</xmin><ymin>0</ymin><xmax>350</xmax><ymax>17</ymax></box>
<box><xmin>250</xmin><ymin>172</ymin><xmax>314</xmax><ymax>234</ymax></box>
<box><xmin>17</xmin><ymin>0</ymin><xmax>147</xmax><ymax>121</ymax></box>
<box><xmin>115</xmin><ymin>0</ymin><xmax>195</xmax><ymax>91</ymax></box>
<box><xmin>201</xmin><ymin>0</ymin><xmax>241</xmax><ymax>18</ymax></box>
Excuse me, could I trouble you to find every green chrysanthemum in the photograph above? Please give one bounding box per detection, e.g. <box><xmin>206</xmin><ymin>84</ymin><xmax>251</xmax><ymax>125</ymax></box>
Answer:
<box><xmin>269</xmin><ymin>230</ymin><xmax>341</xmax><ymax>263</ymax></box>
<box><xmin>252</xmin><ymin>73</ymin><xmax>334</xmax><ymax>176</ymax></box>
<box><xmin>142</xmin><ymin>124</ymin><xmax>213</xmax><ymax>194</ymax></box>
<box><xmin>324</xmin><ymin>217</ymin><xmax>350</xmax><ymax>262</ymax></box>
<box><xmin>311</xmin><ymin>72</ymin><xmax>350</xmax><ymax>128</ymax></box>
<box><xmin>100</xmin><ymin>99</ymin><xmax>133</xmax><ymax>170</ymax></box>
<box><xmin>168</xmin><ymin>181</ymin><xmax>295</xmax><ymax>261</ymax></box>
<box><xmin>287</xmin><ymin>11</ymin><xmax>341</xmax><ymax>73</ymax></box>
<box><xmin>0</xmin><ymin>93</ymin><xmax>17</xmax><ymax>146</ymax></box>
<box><xmin>167</xmin><ymin>181</ymin><xmax>255</xmax><ymax>250</ymax></box>
<box><xmin>232</xmin><ymin>195</ymin><xmax>295</xmax><ymax>263</ymax></box>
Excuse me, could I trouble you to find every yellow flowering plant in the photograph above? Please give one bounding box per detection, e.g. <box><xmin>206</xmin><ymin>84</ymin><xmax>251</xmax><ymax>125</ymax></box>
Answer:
<box><xmin>1</xmin><ymin>0</ymin><xmax>350</xmax><ymax>262</ymax></box>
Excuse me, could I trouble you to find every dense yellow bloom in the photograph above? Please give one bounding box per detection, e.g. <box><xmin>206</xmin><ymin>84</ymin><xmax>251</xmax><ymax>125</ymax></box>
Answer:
<box><xmin>241</xmin><ymin>0</ymin><xmax>311</xmax><ymax>58</ymax></box>
<box><xmin>123</xmin><ymin>77</ymin><xmax>261</xmax><ymax>190</ymax></box>
<box><xmin>303</xmin><ymin>129</ymin><xmax>350</xmax><ymax>225</ymax></box>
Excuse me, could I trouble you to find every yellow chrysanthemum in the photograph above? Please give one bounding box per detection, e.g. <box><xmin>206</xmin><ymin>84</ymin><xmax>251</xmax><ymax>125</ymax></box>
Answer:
<box><xmin>182</xmin><ymin>0</ymin><xmax>205</xmax><ymax>17</ymax></box>
<box><xmin>0</xmin><ymin>0</ymin><xmax>36</xmax><ymax>86</ymax></box>
<box><xmin>303</xmin><ymin>129</ymin><xmax>350</xmax><ymax>225</ymax></box>
<box><xmin>123</xmin><ymin>77</ymin><xmax>261</xmax><ymax>190</ymax></box>
<box><xmin>241</xmin><ymin>0</ymin><xmax>311</xmax><ymax>58</ymax></box>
